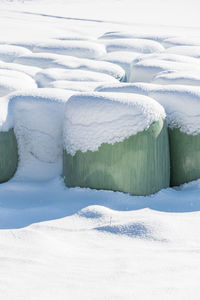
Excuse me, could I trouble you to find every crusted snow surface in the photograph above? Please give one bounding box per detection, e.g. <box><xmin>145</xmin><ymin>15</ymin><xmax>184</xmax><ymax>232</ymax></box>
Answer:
<box><xmin>35</xmin><ymin>68</ymin><xmax>118</xmax><ymax>87</ymax></box>
<box><xmin>163</xmin><ymin>37</ymin><xmax>200</xmax><ymax>48</ymax></box>
<box><xmin>8</xmin><ymin>89</ymin><xmax>75</xmax><ymax>180</ymax></box>
<box><xmin>15</xmin><ymin>53</ymin><xmax>125</xmax><ymax>80</ymax></box>
<box><xmin>149</xmin><ymin>85</ymin><xmax>200</xmax><ymax>135</ymax></box>
<box><xmin>64</xmin><ymin>92</ymin><xmax>165</xmax><ymax>155</ymax></box>
<box><xmin>33</xmin><ymin>40</ymin><xmax>106</xmax><ymax>59</ymax></box>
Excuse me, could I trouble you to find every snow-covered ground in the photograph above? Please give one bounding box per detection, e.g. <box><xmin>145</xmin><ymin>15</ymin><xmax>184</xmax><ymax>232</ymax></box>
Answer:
<box><xmin>1</xmin><ymin>0</ymin><xmax>200</xmax><ymax>299</ymax></box>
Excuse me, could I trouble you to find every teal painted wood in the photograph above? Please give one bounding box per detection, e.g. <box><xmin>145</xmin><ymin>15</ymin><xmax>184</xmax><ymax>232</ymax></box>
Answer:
<box><xmin>63</xmin><ymin>119</ymin><xmax>170</xmax><ymax>196</ymax></box>
<box><xmin>169</xmin><ymin>128</ymin><xmax>200</xmax><ymax>186</ymax></box>
<box><xmin>0</xmin><ymin>129</ymin><xmax>18</xmax><ymax>183</ymax></box>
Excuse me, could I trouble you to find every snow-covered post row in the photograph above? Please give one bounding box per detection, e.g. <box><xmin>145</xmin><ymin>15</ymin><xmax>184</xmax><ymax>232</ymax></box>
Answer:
<box><xmin>150</xmin><ymin>86</ymin><xmax>200</xmax><ymax>186</ymax></box>
<box><xmin>0</xmin><ymin>97</ymin><xmax>18</xmax><ymax>183</ymax></box>
<box><xmin>63</xmin><ymin>92</ymin><xmax>170</xmax><ymax>196</ymax></box>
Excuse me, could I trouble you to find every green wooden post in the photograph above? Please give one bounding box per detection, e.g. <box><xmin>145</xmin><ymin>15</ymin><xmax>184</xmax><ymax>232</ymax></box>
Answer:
<box><xmin>63</xmin><ymin>119</ymin><xmax>170</xmax><ymax>196</ymax></box>
<box><xmin>169</xmin><ymin>128</ymin><xmax>200</xmax><ymax>186</ymax></box>
<box><xmin>0</xmin><ymin>129</ymin><xmax>18</xmax><ymax>183</ymax></box>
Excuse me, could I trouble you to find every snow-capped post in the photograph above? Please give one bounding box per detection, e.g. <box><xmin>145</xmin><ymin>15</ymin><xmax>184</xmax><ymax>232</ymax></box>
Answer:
<box><xmin>63</xmin><ymin>92</ymin><xmax>170</xmax><ymax>196</ymax></box>
<box><xmin>150</xmin><ymin>86</ymin><xmax>200</xmax><ymax>186</ymax></box>
<box><xmin>0</xmin><ymin>98</ymin><xmax>18</xmax><ymax>183</ymax></box>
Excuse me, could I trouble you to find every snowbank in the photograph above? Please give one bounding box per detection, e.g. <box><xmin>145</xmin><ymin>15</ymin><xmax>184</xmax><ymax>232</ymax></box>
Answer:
<box><xmin>48</xmin><ymin>81</ymin><xmax>106</xmax><ymax>92</ymax></box>
<box><xmin>95</xmin><ymin>82</ymin><xmax>159</xmax><ymax>95</ymax></box>
<box><xmin>102</xmin><ymin>38</ymin><xmax>164</xmax><ymax>53</ymax></box>
<box><xmin>152</xmin><ymin>70</ymin><xmax>200</xmax><ymax>86</ymax></box>
<box><xmin>63</xmin><ymin>92</ymin><xmax>166</xmax><ymax>155</ymax></box>
<box><xmin>0</xmin><ymin>69</ymin><xmax>37</xmax><ymax>89</ymax></box>
<box><xmin>130</xmin><ymin>58</ymin><xmax>200</xmax><ymax>82</ymax></box>
<box><xmin>33</xmin><ymin>40</ymin><xmax>106</xmax><ymax>59</ymax></box>
<box><xmin>0</xmin><ymin>60</ymin><xmax>41</xmax><ymax>78</ymax></box>
<box><xmin>35</xmin><ymin>68</ymin><xmax>118</xmax><ymax>87</ymax></box>
<box><xmin>100</xmin><ymin>51</ymin><xmax>142</xmax><ymax>80</ymax></box>
<box><xmin>0</xmin><ymin>45</ymin><xmax>32</xmax><ymax>62</ymax></box>
<box><xmin>15</xmin><ymin>53</ymin><xmax>125</xmax><ymax>80</ymax></box>
<box><xmin>99</xmin><ymin>31</ymin><xmax>174</xmax><ymax>42</ymax></box>
<box><xmin>163</xmin><ymin>37</ymin><xmax>200</xmax><ymax>48</ymax></box>
<box><xmin>166</xmin><ymin>46</ymin><xmax>200</xmax><ymax>58</ymax></box>
<box><xmin>0</xmin><ymin>77</ymin><xmax>37</xmax><ymax>96</ymax></box>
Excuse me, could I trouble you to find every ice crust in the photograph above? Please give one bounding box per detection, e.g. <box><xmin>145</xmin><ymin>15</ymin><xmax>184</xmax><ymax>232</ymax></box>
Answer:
<box><xmin>64</xmin><ymin>92</ymin><xmax>166</xmax><ymax>155</ymax></box>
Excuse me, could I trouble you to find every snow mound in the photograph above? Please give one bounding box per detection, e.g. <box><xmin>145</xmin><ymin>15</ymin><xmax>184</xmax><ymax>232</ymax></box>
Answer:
<box><xmin>102</xmin><ymin>38</ymin><xmax>164</xmax><ymax>54</ymax></box>
<box><xmin>33</xmin><ymin>40</ymin><xmax>106</xmax><ymax>59</ymax></box>
<box><xmin>99</xmin><ymin>31</ymin><xmax>174</xmax><ymax>42</ymax></box>
<box><xmin>0</xmin><ymin>77</ymin><xmax>37</xmax><ymax>96</ymax></box>
<box><xmin>95</xmin><ymin>82</ymin><xmax>160</xmax><ymax>95</ymax></box>
<box><xmin>130</xmin><ymin>58</ymin><xmax>200</xmax><ymax>82</ymax></box>
<box><xmin>35</xmin><ymin>68</ymin><xmax>118</xmax><ymax>88</ymax></box>
<box><xmin>149</xmin><ymin>85</ymin><xmax>200</xmax><ymax>135</ymax></box>
<box><xmin>8</xmin><ymin>89</ymin><xmax>75</xmax><ymax>180</ymax></box>
<box><xmin>0</xmin><ymin>45</ymin><xmax>32</xmax><ymax>62</ymax></box>
<box><xmin>48</xmin><ymin>81</ymin><xmax>105</xmax><ymax>92</ymax></box>
<box><xmin>166</xmin><ymin>46</ymin><xmax>200</xmax><ymax>58</ymax></box>
<box><xmin>0</xmin><ymin>69</ymin><xmax>37</xmax><ymax>86</ymax></box>
<box><xmin>64</xmin><ymin>92</ymin><xmax>166</xmax><ymax>155</ymax></box>
<box><xmin>152</xmin><ymin>70</ymin><xmax>200</xmax><ymax>86</ymax></box>
<box><xmin>16</xmin><ymin>53</ymin><xmax>125</xmax><ymax>80</ymax></box>
<box><xmin>100</xmin><ymin>51</ymin><xmax>142</xmax><ymax>80</ymax></box>
<box><xmin>163</xmin><ymin>37</ymin><xmax>200</xmax><ymax>48</ymax></box>
<box><xmin>0</xmin><ymin>60</ymin><xmax>41</xmax><ymax>78</ymax></box>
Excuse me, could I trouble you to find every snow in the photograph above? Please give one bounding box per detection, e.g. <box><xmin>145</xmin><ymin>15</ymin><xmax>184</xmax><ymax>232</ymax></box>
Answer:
<box><xmin>64</xmin><ymin>92</ymin><xmax>165</xmax><ymax>155</ymax></box>
<box><xmin>33</xmin><ymin>40</ymin><xmax>106</xmax><ymax>59</ymax></box>
<box><xmin>166</xmin><ymin>45</ymin><xmax>200</xmax><ymax>58</ymax></box>
<box><xmin>15</xmin><ymin>53</ymin><xmax>125</xmax><ymax>80</ymax></box>
<box><xmin>0</xmin><ymin>0</ymin><xmax>200</xmax><ymax>298</ymax></box>
<box><xmin>152</xmin><ymin>70</ymin><xmax>200</xmax><ymax>86</ymax></box>
<box><xmin>0</xmin><ymin>44</ymin><xmax>32</xmax><ymax>62</ymax></box>
<box><xmin>8</xmin><ymin>89</ymin><xmax>75</xmax><ymax>180</ymax></box>
<box><xmin>149</xmin><ymin>86</ymin><xmax>200</xmax><ymax>135</ymax></box>
<box><xmin>35</xmin><ymin>68</ymin><xmax>118</xmax><ymax>87</ymax></box>
<box><xmin>48</xmin><ymin>80</ymin><xmax>106</xmax><ymax>92</ymax></box>
<box><xmin>101</xmin><ymin>38</ymin><xmax>165</xmax><ymax>53</ymax></box>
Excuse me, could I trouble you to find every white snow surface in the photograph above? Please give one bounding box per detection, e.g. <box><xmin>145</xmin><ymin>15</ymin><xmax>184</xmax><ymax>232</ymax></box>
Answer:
<box><xmin>64</xmin><ymin>92</ymin><xmax>165</xmax><ymax>155</ymax></box>
<box><xmin>35</xmin><ymin>68</ymin><xmax>118</xmax><ymax>87</ymax></box>
<box><xmin>0</xmin><ymin>44</ymin><xmax>32</xmax><ymax>62</ymax></box>
<box><xmin>149</xmin><ymin>86</ymin><xmax>200</xmax><ymax>135</ymax></box>
<box><xmin>15</xmin><ymin>53</ymin><xmax>125</xmax><ymax>80</ymax></box>
<box><xmin>33</xmin><ymin>40</ymin><xmax>106</xmax><ymax>59</ymax></box>
<box><xmin>102</xmin><ymin>38</ymin><xmax>165</xmax><ymax>53</ymax></box>
<box><xmin>1</xmin><ymin>0</ymin><xmax>200</xmax><ymax>299</ymax></box>
<box><xmin>8</xmin><ymin>89</ymin><xmax>75</xmax><ymax>180</ymax></box>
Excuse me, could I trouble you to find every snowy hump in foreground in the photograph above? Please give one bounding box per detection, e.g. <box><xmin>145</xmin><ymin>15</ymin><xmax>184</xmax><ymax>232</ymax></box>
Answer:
<box><xmin>64</xmin><ymin>92</ymin><xmax>166</xmax><ymax>155</ymax></box>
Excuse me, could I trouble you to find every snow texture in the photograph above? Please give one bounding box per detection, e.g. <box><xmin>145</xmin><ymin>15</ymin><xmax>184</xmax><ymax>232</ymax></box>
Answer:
<box><xmin>33</xmin><ymin>40</ymin><xmax>106</xmax><ymax>59</ymax></box>
<box><xmin>101</xmin><ymin>38</ymin><xmax>165</xmax><ymax>53</ymax></box>
<box><xmin>15</xmin><ymin>53</ymin><xmax>125</xmax><ymax>80</ymax></box>
<box><xmin>8</xmin><ymin>89</ymin><xmax>75</xmax><ymax>180</ymax></box>
<box><xmin>0</xmin><ymin>45</ymin><xmax>32</xmax><ymax>62</ymax></box>
<box><xmin>64</xmin><ymin>92</ymin><xmax>166</xmax><ymax>155</ymax></box>
<box><xmin>35</xmin><ymin>68</ymin><xmax>118</xmax><ymax>87</ymax></box>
